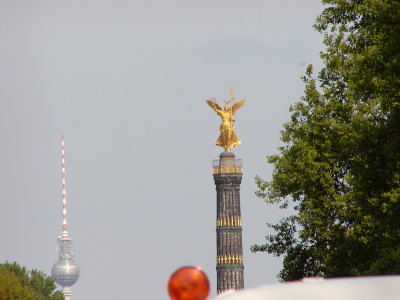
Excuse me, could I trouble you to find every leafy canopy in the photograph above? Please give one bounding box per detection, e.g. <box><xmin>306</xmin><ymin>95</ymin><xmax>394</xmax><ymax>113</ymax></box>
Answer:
<box><xmin>0</xmin><ymin>262</ymin><xmax>64</xmax><ymax>300</ymax></box>
<box><xmin>252</xmin><ymin>0</ymin><xmax>400</xmax><ymax>281</ymax></box>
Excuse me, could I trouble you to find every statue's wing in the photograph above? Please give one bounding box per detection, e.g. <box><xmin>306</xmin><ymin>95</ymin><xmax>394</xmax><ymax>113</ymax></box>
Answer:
<box><xmin>206</xmin><ymin>100</ymin><xmax>222</xmax><ymax>112</ymax></box>
<box><xmin>231</xmin><ymin>99</ymin><xmax>246</xmax><ymax>115</ymax></box>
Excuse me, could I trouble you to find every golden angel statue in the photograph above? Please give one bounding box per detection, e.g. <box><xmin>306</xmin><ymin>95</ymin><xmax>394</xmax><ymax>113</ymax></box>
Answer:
<box><xmin>206</xmin><ymin>88</ymin><xmax>246</xmax><ymax>152</ymax></box>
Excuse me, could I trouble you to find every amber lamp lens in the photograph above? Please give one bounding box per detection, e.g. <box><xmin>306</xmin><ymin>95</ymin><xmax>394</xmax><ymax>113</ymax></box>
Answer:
<box><xmin>168</xmin><ymin>266</ymin><xmax>210</xmax><ymax>300</ymax></box>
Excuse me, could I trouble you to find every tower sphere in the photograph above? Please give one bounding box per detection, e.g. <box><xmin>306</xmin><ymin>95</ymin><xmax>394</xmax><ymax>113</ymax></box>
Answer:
<box><xmin>51</xmin><ymin>258</ymin><xmax>80</xmax><ymax>287</ymax></box>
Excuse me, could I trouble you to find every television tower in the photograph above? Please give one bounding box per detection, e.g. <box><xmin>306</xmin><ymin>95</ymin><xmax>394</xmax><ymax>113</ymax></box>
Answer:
<box><xmin>51</xmin><ymin>136</ymin><xmax>80</xmax><ymax>300</ymax></box>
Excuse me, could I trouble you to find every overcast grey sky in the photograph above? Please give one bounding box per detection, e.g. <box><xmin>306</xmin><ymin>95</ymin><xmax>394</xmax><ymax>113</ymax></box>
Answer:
<box><xmin>0</xmin><ymin>1</ymin><xmax>324</xmax><ymax>299</ymax></box>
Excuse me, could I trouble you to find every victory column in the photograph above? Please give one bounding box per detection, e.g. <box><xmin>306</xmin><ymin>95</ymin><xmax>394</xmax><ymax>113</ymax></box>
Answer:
<box><xmin>207</xmin><ymin>88</ymin><xmax>245</xmax><ymax>293</ymax></box>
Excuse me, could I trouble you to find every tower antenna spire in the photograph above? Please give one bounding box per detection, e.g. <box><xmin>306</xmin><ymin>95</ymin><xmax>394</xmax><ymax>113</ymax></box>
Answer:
<box><xmin>61</xmin><ymin>135</ymin><xmax>69</xmax><ymax>238</ymax></box>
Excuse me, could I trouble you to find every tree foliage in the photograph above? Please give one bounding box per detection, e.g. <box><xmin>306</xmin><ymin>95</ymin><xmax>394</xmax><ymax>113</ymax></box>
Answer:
<box><xmin>0</xmin><ymin>262</ymin><xmax>64</xmax><ymax>300</ymax></box>
<box><xmin>252</xmin><ymin>0</ymin><xmax>400</xmax><ymax>281</ymax></box>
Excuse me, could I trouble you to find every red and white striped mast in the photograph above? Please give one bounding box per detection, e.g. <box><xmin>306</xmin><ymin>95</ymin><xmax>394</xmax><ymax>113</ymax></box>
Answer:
<box><xmin>61</xmin><ymin>135</ymin><xmax>69</xmax><ymax>238</ymax></box>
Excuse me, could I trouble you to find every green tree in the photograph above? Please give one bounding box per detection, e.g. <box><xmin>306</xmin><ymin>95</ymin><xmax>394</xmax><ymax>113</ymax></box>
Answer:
<box><xmin>252</xmin><ymin>0</ymin><xmax>400</xmax><ymax>281</ymax></box>
<box><xmin>0</xmin><ymin>262</ymin><xmax>64</xmax><ymax>300</ymax></box>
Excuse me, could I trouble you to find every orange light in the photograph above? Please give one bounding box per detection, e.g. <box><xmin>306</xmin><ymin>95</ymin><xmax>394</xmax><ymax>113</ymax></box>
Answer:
<box><xmin>168</xmin><ymin>266</ymin><xmax>210</xmax><ymax>300</ymax></box>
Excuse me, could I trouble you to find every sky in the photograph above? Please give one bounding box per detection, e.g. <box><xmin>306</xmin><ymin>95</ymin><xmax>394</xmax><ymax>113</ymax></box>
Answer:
<box><xmin>0</xmin><ymin>1</ymin><xmax>324</xmax><ymax>299</ymax></box>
